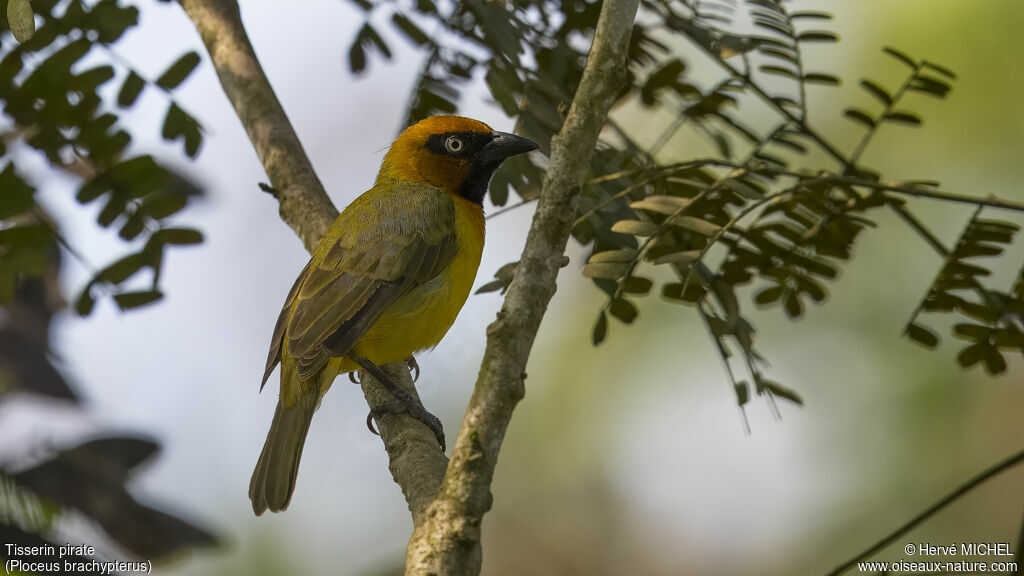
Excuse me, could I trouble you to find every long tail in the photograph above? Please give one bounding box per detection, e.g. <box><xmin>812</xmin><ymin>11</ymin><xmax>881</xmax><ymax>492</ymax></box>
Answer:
<box><xmin>249</xmin><ymin>397</ymin><xmax>317</xmax><ymax>515</ymax></box>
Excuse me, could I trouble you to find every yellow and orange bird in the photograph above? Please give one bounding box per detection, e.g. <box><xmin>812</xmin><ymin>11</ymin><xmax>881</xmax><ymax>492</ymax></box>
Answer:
<box><xmin>250</xmin><ymin>116</ymin><xmax>537</xmax><ymax>515</ymax></box>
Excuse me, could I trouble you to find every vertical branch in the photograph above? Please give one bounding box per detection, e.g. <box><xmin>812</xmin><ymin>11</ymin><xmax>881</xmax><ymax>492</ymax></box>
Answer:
<box><xmin>403</xmin><ymin>0</ymin><xmax>641</xmax><ymax>572</ymax></box>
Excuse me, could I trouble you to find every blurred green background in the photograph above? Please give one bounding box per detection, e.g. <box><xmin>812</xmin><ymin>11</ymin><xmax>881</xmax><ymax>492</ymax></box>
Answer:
<box><xmin>3</xmin><ymin>1</ymin><xmax>1022</xmax><ymax>575</ymax></box>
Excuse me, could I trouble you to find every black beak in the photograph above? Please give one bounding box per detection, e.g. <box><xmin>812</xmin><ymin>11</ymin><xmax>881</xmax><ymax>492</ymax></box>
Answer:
<box><xmin>478</xmin><ymin>131</ymin><xmax>538</xmax><ymax>164</ymax></box>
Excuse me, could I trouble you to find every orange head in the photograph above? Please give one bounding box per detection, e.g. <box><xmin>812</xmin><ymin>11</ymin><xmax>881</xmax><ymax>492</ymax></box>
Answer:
<box><xmin>378</xmin><ymin>116</ymin><xmax>537</xmax><ymax>204</ymax></box>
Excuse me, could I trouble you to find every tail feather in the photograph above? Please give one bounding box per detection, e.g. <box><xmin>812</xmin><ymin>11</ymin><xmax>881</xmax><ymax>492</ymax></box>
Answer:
<box><xmin>249</xmin><ymin>398</ymin><xmax>316</xmax><ymax>515</ymax></box>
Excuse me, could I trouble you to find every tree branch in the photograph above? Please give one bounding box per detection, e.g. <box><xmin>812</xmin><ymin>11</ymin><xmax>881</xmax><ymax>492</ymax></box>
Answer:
<box><xmin>178</xmin><ymin>0</ymin><xmax>337</xmax><ymax>251</ymax></box>
<box><xmin>358</xmin><ymin>363</ymin><xmax>449</xmax><ymax>525</ymax></box>
<box><xmin>826</xmin><ymin>448</ymin><xmax>1024</xmax><ymax>576</ymax></box>
<box><xmin>403</xmin><ymin>0</ymin><xmax>641</xmax><ymax>572</ymax></box>
<box><xmin>178</xmin><ymin>0</ymin><xmax>447</xmax><ymax>522</ymax></box>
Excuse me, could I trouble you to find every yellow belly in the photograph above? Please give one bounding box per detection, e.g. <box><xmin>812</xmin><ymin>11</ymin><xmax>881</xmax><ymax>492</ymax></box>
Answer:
<box><xmin>335</xmin><ymin>194</ymin><xmax>484</xmax><ymax>374</ymax></box>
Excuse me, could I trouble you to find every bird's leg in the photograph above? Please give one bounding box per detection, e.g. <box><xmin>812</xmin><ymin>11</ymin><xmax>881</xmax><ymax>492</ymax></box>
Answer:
<box><xmin>404</xmin><ymin>355</ymin><xmax>420</xmax><ymax>383</ymax></box>
<box><xmin>350</xmin><ymin>355</ymin><xmax>445</xmax><ymax>451</ymax></box>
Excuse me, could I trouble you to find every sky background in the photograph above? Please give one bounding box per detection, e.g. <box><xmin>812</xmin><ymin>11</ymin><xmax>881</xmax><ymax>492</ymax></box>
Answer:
<box><xmin>1</xmin><ymin>1</ymin><xmax>1023</xmax><ymax>575</ymax></box>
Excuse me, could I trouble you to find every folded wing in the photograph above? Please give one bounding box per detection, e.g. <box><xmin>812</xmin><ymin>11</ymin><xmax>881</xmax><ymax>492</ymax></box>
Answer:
<box><xmin>261</xmin><ymin>189</ymin><xmax>457</xmax><ymax>385</ymax></box>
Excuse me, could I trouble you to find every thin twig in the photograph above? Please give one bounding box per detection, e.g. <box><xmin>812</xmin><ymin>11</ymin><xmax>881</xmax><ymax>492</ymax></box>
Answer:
<box><xmin>826</xmin><ymin>448</ymin><xmax>1024</xmax><ymax>576</ymax></box>
<box><xmin>849</xmin><ymin>64</ymin><xmax>920</xmax><ymax>166</ymax></box>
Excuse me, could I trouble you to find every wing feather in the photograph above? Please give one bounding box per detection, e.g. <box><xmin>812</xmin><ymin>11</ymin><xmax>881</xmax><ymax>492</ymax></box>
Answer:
<box><xmin>261</xmin><ymin>261</ymin><xmax>312</xmax><ymax>390</ymax></box>
<box><xmin>265</xmin><ymin>185</ymin><xmax>459</xmax><ymax>383</ymax></box>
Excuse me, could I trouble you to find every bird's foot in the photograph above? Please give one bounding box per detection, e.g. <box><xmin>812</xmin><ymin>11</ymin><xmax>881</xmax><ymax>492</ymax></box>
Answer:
<box><xmin>365</xmin><ymin>401</ymin><xmax>445</xmax><ymax>451</ymax></box>
<box><xmin>350</xmin><ymin>354</ymin><xmax>444</xmax><ymax>451</ymax></box>
<box><xmin>405</xmin><ymin>356</ymin><xmax>420</xmax><ymax>383</ymax></box>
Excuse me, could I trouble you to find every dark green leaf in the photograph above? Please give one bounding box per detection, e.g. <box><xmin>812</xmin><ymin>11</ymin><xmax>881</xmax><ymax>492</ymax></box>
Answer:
<box><xmin>764</xmin><ymin>381</ymin><xmax>803</xmax><ymax>405</ymax></box>
<box><xmin>953</xmin><ymin>243</ymin><xmax>1002</xmax><ymax>259</ymax></box>
<box><xmin>621</xmin><ymin>276</ymin><xmax>653</xmax><ymax>295</ymax></box>
<box><xmin>753</xmin><ymin>19</ymin><xmax>793</xmax><ymax>38</ymax></box>
<box><xmin>783</xmin><ymin>292</ymin><xmax>803</xmax><ymax>318</ymax></box>
<box><xmin>884</xmin><ymin>111</ymin><xmax>922</xmax><ymax>126</ymax></box>
<box><xmin>662</xmin><ymin>282</ymin><xmax>706</xmax><ymax>304</ymax></box>
<box><xmin>922</xmin><ymin>60</ymin><xmax>957</xmax><ymax>79</ymax></box>
<box><xmin>161</xmin><ymin>103</ymin><xmax>202</xmax><ymax>157</ymax></box>
<box><xmin>859</xmin><ymin>79</ymin><xmax>892</xmax><ymax>105</ymax></box>
<box><xmin>755</xmin><ymin>285</ymin><xmax>783</xmax><ymax>305</ymax></box>
<box><xmin>363</xmin><ymin>24</ymin><xmax>392</xmax><ymax>59</ymax></box>
<box><xmin>0</xmin><ymin>165</ymin><xmax>35</xmax><ymax>219</ymax></box>
<box><xmin>89</xmin><ymin>0</ymin><xmax>140</xmax><ymax>43</ymax></box>
<box><xmin>141</xmin><ymin>192</ymin><xmax>188</xmax><ymax>220</ymax></box>
<box><xmin>592</xmin><ymin>311</ymin><xmax>608</xmax><ymax>345</ymax></box>
<box><xmin>982</xmin><ymin>347</ymin><xmax>1006</xmax><ymax>375</ymax></box>
<box><xmin>75</xmin><ymin>286</ymin><xmax>96</xmax><ymax>316</ymax></box>
<box><xmin>992</xmin><ymin>328</ymin><xmax>1024</xmax><ymax>348</ymax></box>
<box><xmin>582</xmin><ymin>262</ymin><xmax>629</xmax><ymax>280</ymax></box>
<box><xmin>609</xmin><ymin>297</ymin><xmax>637</xmax><ymax>324</ymax></box>
<box><xmin>118</xmin><ymin>71</ymin><xmax>146</xmax><ymax>107</ymax></box>
<box><xmin>957</xmin><ymin>301</ymin><xmax>1000</xmax><ymax>323</ymax></box>
<box><xmin>97</xmin><ymin>194</ymin><xmax>127</xmax><ymax>227</ymax></box>
<box><xmin>909</xmin><ymin>75</ymin><xmax>952</xmax><ymax>98</ymax></box>
<box><xmin>349</xmin><ymin>37</ymin><xmax>367</xmax><ymax>73</ymax></box>
<box><xmin>905</xmin><ymin>323</ymin><xmax>939</xmax><ymax>349</ymax></box>
<box><xmin>882</xmin><ymin>46</ymin><xmax>916</xmax><ymax>68</ymax></box>
<box><xmin>952</xmin><ymin>323</ymin><xmax>991</xmax><ymax>341</ymax></box>
<box><xmin>758</xmin><ymin>46</ymin><xmax>798</xmax><ymax>65</ymax></box>
<box><xmin>151</xmin><ymin>227</ymin><xmax>203</xmax><ymax>246</ymax></box>
<box><xmin>99</xmin><ymin>253</ymin><xmax>147</xmax><ymax>284</ymax></box>
<box><xmin>119</xmin><ymin>211</ymin><xmax>147</xmax><ymax>241</ymax></box>
<box><xmin>789</xmin><ymin>11</ymin><xmax>832</xmax><ymax>20</ymax></box>
<box><xmin>797</xmin><ymin>31</ymin><xmax>838</xmax><ymax>43</ymax></box>
<box><xmin>734</xmin><ymin>381</ymin><xmax>749</xmax><ymax>406</ymax></box>
<box><xmin>113</xmin><ymin>290</ymin><xmax>164</xmax><ymax>310</ymax></box>
<box><xmin>957</xmin><ymin>342</ymin><xmax>985</xmax><ymax>368</ymax></box>
<box><xmin>391</xmin><ymin>13</ymin><xmax>430</xmax><ymax>46</ymax></box>
<box><xmin>803</xmin><ymin>73</ymin><xmax>840</xmax><ymax>86</ymax></box>
<box><xmin>156</xmin><ymin>51</ymin><xmax>201</xmax><ymax>90</ymax></box>
<box><xmin>844</xmin><ymin>108</ymin><xmax>875</xmax><ymax>128</ymax></box>
<box><xmin>759</xmin><ymin>65</ymin><xmax>798</xmax><ymax>80</ymax></box>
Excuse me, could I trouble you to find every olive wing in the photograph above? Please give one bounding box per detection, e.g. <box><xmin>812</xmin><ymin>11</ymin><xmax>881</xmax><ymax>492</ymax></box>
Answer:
<box><xmin>262</xmin><ymin>191</ymin><xmax>458</xmax><ymax>385</ymax></box>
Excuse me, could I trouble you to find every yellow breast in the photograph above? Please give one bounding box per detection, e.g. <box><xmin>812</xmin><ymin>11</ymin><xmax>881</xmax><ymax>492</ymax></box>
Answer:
<box><xmin>338</xmin><ymin>193</ymin><xmax>484</xmax><ymax>371</ymax></box>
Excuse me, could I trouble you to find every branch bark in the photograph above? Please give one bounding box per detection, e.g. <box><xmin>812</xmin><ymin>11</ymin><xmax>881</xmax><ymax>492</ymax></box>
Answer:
<box><xmin>179</xmin><ymin>0</ymin><xmax>448</xmax><ymax>521</ymax></box>
<box><xmin>178</xmin><ymin>0</ymin><xmax>337</xmax><ymax>252</ymax></box>
<box><xmin>358</xmin><ymin>363</ymin><xmax>449</xmax><ymax>525</ymax></box>
<box><xmin>403</xmin><ymin>0</ymin><xmax>641</xmax><ymax>572</ymax></box>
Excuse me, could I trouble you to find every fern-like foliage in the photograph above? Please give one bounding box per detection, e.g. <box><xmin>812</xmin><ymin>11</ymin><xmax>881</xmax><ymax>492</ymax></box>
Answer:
<box><xmin>346</xmin><ymin>0</ymin><xmax>1024</xmax><ymax>407</ymax></box>
<box><xmin>0</xmin><ymin>0</ymin><xmax>216</xmax><ymax>565</ymax></box>
<box><xmin>0</xmin><ymin>0</ymin><xmax>205</xmax><ymax>315</ymax></box>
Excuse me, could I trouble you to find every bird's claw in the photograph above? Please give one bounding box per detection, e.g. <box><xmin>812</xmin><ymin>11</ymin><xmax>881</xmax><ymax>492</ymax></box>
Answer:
<box><xmin>364</xmin><ymin>401</ymin><xmax>445</xmax><ymax>451</ymax></box>
<box><xmin>349</xmin><ymin>372</ymin><xmax>360</xmax><ymax>385</ymax></box>
<box><xmin>405</xmin><ymin>356</ymin><xmax>420</xmax><ymax>383</ymax></box>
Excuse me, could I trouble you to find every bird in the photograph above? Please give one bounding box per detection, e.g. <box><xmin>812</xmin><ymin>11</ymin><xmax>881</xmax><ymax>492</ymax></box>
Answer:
<box><xmin>249</xmin><ymin>115</ymin><xmax>537</xmax><ymax>515</ymax></box>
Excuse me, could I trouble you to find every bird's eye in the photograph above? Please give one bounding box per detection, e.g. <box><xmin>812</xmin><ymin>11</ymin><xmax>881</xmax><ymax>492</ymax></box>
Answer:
<box><xmin>445</xmin><ymin>136</ymin><xmax>464</xmax><ymax>154</ymax></box>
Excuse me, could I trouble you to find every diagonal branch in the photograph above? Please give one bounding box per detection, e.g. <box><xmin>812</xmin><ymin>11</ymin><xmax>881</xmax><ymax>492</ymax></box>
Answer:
<box><xmin>403</xmin><ymin>0</ymin><xmax>641</xmax><ymax>572</ymax></box>
<box><xmin>178</xmin><ymin>0</ymin><xmax>337</xmax><ymax>252</ymax></box>
<box><xmin>826</xmin><ymin>448</ymin><xmax>1024</xmax><ymax>576</ymax></box>
<box><xmin>178</xmin><ymin>0</ymin><xmax>448</xmax><ymax>522</ymax></box>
